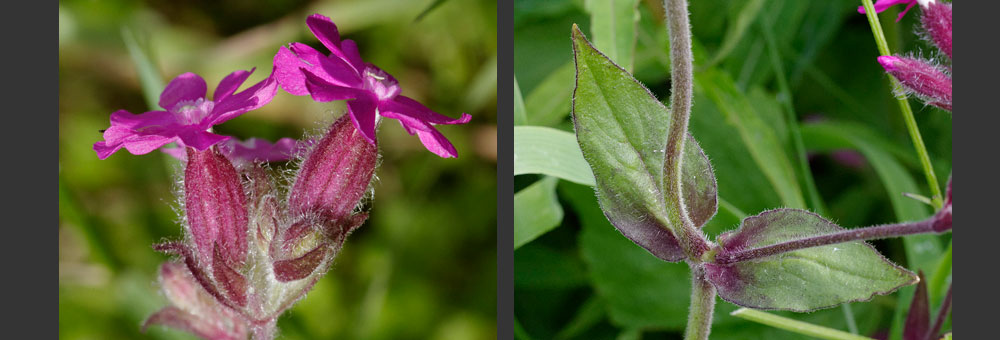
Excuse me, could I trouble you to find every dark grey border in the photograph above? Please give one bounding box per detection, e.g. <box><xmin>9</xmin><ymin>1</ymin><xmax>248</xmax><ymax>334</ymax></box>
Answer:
<box><xmin>497</xmin><ymin>0</ymin><xmax>513</xmax><ymax>339</ymax></box>
<box><xmin>14</xmin><ymin>0</ymin><xmax>57</xmax><ymax>336</ymax></box>
<box><xmin>957</xmin><ymin>0</ymin><xmax>996</xmax><ymax>332</ymax></box>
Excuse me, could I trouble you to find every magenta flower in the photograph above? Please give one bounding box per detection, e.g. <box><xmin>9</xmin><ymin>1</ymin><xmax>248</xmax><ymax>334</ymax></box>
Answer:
<box><xmin>857</xmin><ymin>0</ymin><xmax>932</xmax><ymax>22</ymax></box>
<box><xmin>162</xmin><ymin>137</ymin><xmax>300</xmax><ymax>166</ymax></box>
<box><xmin>273</xmin><ymin>14</ymin><xmax>471</xmax><ymax>158</ymax></box>
<box><xmin>94</xmin><ymin>69</ymin><xmax>278</xmax><ymax>159</ymax></box>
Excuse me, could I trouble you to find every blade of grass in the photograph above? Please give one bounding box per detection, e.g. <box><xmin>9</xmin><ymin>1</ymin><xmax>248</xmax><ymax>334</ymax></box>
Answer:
<box><xmin>513</xmin><ymin>126</ymin><xmax>595</xmax><ymax>186</ymax></box>
<box><xmin>696</xmin><ymin>69</ymin><xmax>806</xmax><ymax>209</ymax></box>
<box><xmin>515</xmin><ymin>75</ymin><xmax>528</xmax><ymax>125</ymax></box>
<box><xmin>514</xmin><ymin>176</ymin><xmax>564</xmax><ymax>249</ymax></box>
<box><xmin>584</xmin><ymin>0</ymin><xmax>640</xmax><ymax>72</ymax></box>
<box><xmin>731</xmin><ymin>308</ymin><xmax>874</xmax><ymax>340</ymax></box>
<box><xmin>524</xmin><ymin>62</ymin><xmax>575</xmax><ymax>126</ymax></box>
<box><xmin>759</xmin><ymin>14</ymin><xmax>827</xmax><ymax>216</ymax></box>
<box><xmin>704</xmin><ymin>0</ymin><xmax>765</xmax><ymax>69</ymax></box>
<box><xmin>121</xmin><ymin>27</ymin><xmax>164</xmax><ymax>111</ymax></box>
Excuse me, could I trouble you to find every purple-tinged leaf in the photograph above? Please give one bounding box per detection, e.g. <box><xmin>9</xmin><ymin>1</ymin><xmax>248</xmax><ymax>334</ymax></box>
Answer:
<box><xmin>185</xmin><ymin>148</ymin><xmax>249</xmax><ymax>266</ymax></box>
<box><xmin>288</xmin><ymin>114</ymin><xmax>377</xmax><ymax>221</ymax></box>
<box><xmin>681</xmin><ymin>135</ymin><xmax>717</xmax><ymax>228</ymax></box>
<box><xmin>212</xmin><ymin>243</ymin><xmax>248</xmax><ymax>307</ymax></box>
<box><xmin>273</xmin><ymin>243</ymin><xmax>329</xmax><ymax>282</ymax></box>
<box><xmin>705</xmin><ymin>209</ymin><xmax>917</xmax><ymax>312</ymax></box>
<box><xmin>571</xmin><ymin>25</ymin><xmax>717</xmax><ymax>262</ymax></box>
<box><xmin>904</xmin><ymin>271</ymin><xmax>930</xmax><ymax>340</ymax></box>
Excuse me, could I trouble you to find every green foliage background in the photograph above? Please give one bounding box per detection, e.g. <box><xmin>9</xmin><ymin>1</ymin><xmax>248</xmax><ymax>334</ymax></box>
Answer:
<box><xmin>514</xmin><ymin>0</ymin><xmax>951</xmax><ymax>339</ymax></box>
<box><xmin>59</xmin><ymin>0</ymin><xmax>497</xmax><ymax>339</ymax></box>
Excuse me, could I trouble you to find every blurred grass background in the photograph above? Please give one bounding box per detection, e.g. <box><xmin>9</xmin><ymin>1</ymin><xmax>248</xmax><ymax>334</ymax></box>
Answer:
<box><xmin>514</xmin><ymin>0</ymin><xmax>951</xmax><ymax>339</ymax></box>
<box><xmin>59</xmin><ymin>0</ymin><xmax>496</xmax><ymax>339</ymax></box>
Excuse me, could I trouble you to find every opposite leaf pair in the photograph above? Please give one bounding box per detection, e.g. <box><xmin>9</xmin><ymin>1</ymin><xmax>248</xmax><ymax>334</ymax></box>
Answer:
<box><xmin>570</xmin><ymin>24</ymin><xmax>950</xmax><ymax>313</ymax></box>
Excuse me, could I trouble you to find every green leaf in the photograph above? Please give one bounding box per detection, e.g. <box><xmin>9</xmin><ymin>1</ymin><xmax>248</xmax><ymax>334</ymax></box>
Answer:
<box><xmin>571</xmin><ymin>25</ymin><xmax>718</xmax><ymax>262</ymax></box>
<box><xmin>515</xmin><ymin>75</ymin><xmax>528</xmax><ymax>125</ymax></box>
<box><xmin>705</xmin><ymin>209</ymin><xmax>917</xmax><ymax>312</ymax></box>
<box><xmin>584</xmin><ymin>0</ymin><xmax>640</xmax><ymax>72</ymax></box>
<box><xmin>525</xmin><ymin>62</ymin><xmax>575</xmax><ymax>126</ymax></box>
<box><xmin>514</xmin><ymin>176</ymin><xmax>564</xmax><ymax>249</ymax></box>
<box><xmin>514</xmin><ymin>126</ymin><xmax>595</xmax><ymax>186</ymax></box>
<box><xmin>696</xmin><ymin>69</ymin><xmax>806</xmax><ymax>209</ymax></box>
<box><xmin>122</xmin><ymin>26</ymin><xmax>165</xmax><ymax>111</ymax></box>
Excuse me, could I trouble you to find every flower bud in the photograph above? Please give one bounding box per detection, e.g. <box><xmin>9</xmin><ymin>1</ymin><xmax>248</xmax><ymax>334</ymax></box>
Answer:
<box><xmin>921</xmin><ymin>1</ymin><xmax>952</xmax><ymax>59</ymax></box>
<box><xmin>184</xmin><ymin>147</ymin><xmax>250</xmax><ymax>267</ymax></box>
<box><xmin>143</xmin><ymin>262</ymin><xmax>248</xmax><ymax>340</ymax></box>
<box><xmin>288</xmin><ymin>114</ymin><xmax>378</xmax><ymax>221</ymax></box>
<box><xmin>877</xmin><ymin>55</ymin><xmax>952</xmax><ymax>111</ymax></box>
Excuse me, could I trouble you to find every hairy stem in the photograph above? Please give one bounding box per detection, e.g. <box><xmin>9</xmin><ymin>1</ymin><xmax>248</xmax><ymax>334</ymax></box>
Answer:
<box><xmin>715</xmin><ymin>217</ymin><xmax>944</xmax><ymax>265</ymax></box>
<box><xmin>251</xmin><ymin>319</ymin><xmax>276</xmax><ymax>340</ymax></box>
<box><xmin>860</xmin><ymin>0</ymin><xmax>944</xmax><ymax>209</ymax></box>
<box><xmin>685</xmin><ymin>263</ymin><xmax>717</xmax><ymax>340</ymax></box>
<box><xmin>663</xmin><ymin>0</ymin><xmax>710</xmax><ymax>259</ymax></box>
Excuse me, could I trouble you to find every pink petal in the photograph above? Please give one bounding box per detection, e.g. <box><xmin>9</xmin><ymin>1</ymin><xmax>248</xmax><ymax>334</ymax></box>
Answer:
<box><xmin>306</xmin><ymin>14</ymin><xmax>342</xmax><ymax>55</ymax></box>
<box><xmin>178</xmin><ymin>130</ymin><xmax>231</xmax><ymax>151</ymax></box>
<box><xmin>348</xmin><ymin>95</ymin><xmax>378</xmax><ymax>144</ymax></box>
<box><xmin>339</xmin><ymin>39</ymin><xmax>366</xmax><ymax>72</ymax></box>
<box><xmin>857</xmin><ymin>0</ymin><xmax>912</xmax><ymax>14</ymax></box>
<box><xmin>210</xmin><ymin>76</ymin><xmax>279</xmax><ymax>126</ymax></box>
<box><xmin>225</xmin><ymin>137</ymin><xmax>298</xmax><ymax>163</ymax></box>
<box><xmin>273</xmin><ymin>46</ymin><xmax>312</xmax><ymax>96</ymax></box>
<box><xmin>213</xmin><ymin>68</ymin><xmax>253</xmax><ymax>102</ymax></box>
<box><xmin>414</xmin><ymin>125</ymin><xmax>459</xmax><ymax>158</ymax></box>
<box><xmin>93</xmin><ymin>141</ymin><xmax>124</xmax><ymax>160</ymax></box>
<box><xmin>289</xmin><ymin>43</ymin><xmax>362</xmax><ymax>86</ymax></box>
<box><xmin>120</xmin><ymin>134</ymin><xmax>178</xmax><ymax>156</ymax></box>
<box><xmin>302</xmin><ymin>68</ymin><xmax>364</xmax><ymax>102</ymax></box>
<box><xmin>160</xmin><ymin>73</ymin><xmax>208</xmax><ymax>111</ymax></box>
<box><xmin>381</xmin><ymin>96</ymin><xmax>472</xmax><ymax>125</ymax></box>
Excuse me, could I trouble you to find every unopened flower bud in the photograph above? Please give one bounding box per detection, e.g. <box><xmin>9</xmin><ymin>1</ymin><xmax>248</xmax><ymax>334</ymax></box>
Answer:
<box><xmin>143</xmin><ymin>262</ymin><xmax>248</xmax><ymax>340</ymax></box>
<box><xmin>921</xmin><ymin>1</ymin><xmax>952</xmax><ymax>59</ymax></box>
<box><xmin>877</xmin><ymin>55</ymin><xmax>952</xmax><ymax>111</ymax></box>
<box><xmin>185</xmin><ymin>147</ymin><xmax>250</xmax><ymax>267</ymax></box>
<box><xmin>288</xmin><ymin>114</ymin><xmax>378</xmax><ymax>221</ymax></box>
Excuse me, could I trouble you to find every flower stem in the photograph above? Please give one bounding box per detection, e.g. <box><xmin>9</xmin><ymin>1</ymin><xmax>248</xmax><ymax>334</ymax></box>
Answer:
<box><xmin>663</xmin><ymin>0</ymin><xmax>710</xmax><ymax>259</ymax></box>
<box><xmin>731</xmin><ymin>308</ymin><xmax>875</xmax><ymax>340</ymax></box>
<box><xmin>715</xmin><ymin>217</ymin><xmax>943</xmax><ymax>264</ymax></box>
<box><xmin>685</xmin><ymin>263</ymin><xmax>716</xmax><ymax>340</ymax></box>
<box><xmin>251</xmin><ymin>320</ymin><xmax>276</xmax><ymax>340</ymax></box>
<box><xmin>860</xmin><ymin>0</ymin><xmax>944</xmax><ymax>210</ymax></box>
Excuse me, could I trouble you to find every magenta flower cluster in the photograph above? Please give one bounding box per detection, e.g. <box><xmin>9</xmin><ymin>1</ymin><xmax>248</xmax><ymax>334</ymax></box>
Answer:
<box><xmin>93</xmin><ymin>14</ymin><xmax>470</xmax><ymax>340</ymax></box>
<box><xmin>864</xmin><ymin>0</ymin><xmax>952</xmax><ymax>112</ymax></box>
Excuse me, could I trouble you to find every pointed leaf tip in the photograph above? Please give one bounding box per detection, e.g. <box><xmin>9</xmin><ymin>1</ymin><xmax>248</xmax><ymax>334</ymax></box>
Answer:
<box><xmin>706</xmin><ymin>209</ymin><xmax>917</xmax><ymax>311</ymax></box>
